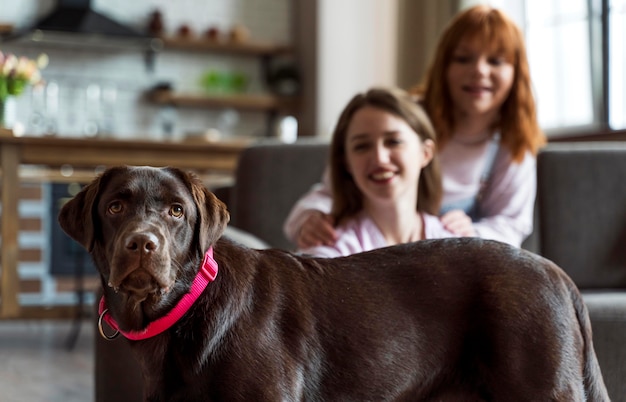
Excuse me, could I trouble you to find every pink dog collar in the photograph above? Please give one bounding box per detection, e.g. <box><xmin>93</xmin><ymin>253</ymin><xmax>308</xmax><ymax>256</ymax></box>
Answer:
<box><xmin>98</xmin><ymin>248</ymin><xmax>218</xmax><ymax>341</ymax></box>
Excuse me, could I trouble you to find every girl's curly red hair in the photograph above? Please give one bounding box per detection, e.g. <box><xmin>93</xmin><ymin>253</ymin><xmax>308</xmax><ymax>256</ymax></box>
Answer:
<box><xmin>412</xmin><ymin>5</ymin><xmax>545</xmax><ymax>162</ymax></box>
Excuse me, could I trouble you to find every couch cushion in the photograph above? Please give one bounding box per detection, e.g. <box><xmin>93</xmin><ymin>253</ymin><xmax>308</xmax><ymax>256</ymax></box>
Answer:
<box><xmin>582</xmin><ymin>290</ymin><xmax>626</xmax><ymax>401</ymax></box>
<box><xmin>537</xmin><ymin>142</ymin><xmax>626</xmax><ymax>289</ymax></box>
<box><xmin>223</xmin><ymin>226</ymin><xmax>270</xmax><ymax>249</ymax></box>
<box><xmin>583</xmin><ymin>290</ymin><xmax>626</xmax><ymax>320</ymax></box>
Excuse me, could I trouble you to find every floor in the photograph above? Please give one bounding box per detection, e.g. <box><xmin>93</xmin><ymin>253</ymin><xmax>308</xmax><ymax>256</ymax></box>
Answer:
<box><xmin>0</xmin><ymin>319</ymin><xmax>94</xmax><ymax>402</ymax></box>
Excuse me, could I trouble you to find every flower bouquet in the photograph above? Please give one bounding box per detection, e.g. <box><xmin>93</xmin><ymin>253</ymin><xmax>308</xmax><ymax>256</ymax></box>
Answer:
<box><xmin>0</xmin><ymin>51</ymin><xmax>47</xmax><ymax>127</ymax></box>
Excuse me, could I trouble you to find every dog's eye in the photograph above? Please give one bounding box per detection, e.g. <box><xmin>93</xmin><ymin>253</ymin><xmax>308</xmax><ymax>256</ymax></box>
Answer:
<box><xmin>108</xmin><ymin>201</ymin><xmax>123</xmax><ymax>214</ymax></box>
<box><xmin>170</xmin><ymin>204</ymin><xmax>184</xmax><ymax>218</ymax></box>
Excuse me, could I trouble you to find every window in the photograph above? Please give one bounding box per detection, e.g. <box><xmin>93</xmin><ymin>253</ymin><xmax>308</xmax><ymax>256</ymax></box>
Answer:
<box><xmin>609</xmin><ymin>0</ymin><xmax>626</xmax><ymax>129</ymax></box>
<box><xmin>523</xmin><ymin>0</ymin><xmax>626</xmax><ymax>133</ymax></box>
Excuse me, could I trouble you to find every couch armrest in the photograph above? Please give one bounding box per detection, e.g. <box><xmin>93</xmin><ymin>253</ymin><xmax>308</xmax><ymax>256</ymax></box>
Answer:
<box><xmin>228</xmin><ymin>140</ymin><xmax>329</xmax><ymax>250</ymax></box>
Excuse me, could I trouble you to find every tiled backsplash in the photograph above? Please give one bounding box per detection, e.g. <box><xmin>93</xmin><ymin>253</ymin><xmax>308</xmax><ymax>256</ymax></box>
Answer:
<box><xmin>1</xmin><ymin>0</ymin><xmax>292</xmax><ymax>140</ymax></box>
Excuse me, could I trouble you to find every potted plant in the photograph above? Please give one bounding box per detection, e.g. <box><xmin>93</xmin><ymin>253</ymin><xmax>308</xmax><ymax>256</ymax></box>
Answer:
<box><xmin>0</xmin><ymin>51</ymin><xmax>47</xmax><ymax>128</ymax></box>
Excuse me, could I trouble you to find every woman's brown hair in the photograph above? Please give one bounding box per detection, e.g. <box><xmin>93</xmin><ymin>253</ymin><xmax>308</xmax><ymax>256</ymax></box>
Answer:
<box><xmin>412</xmin><ymin>5</ymin><xmax>546</xmax><ymax>162</ymax></box>
<box><xmin>329</xmin><ymin>87</ymin><xmax>442</xmax><ymax>224</ymax></box>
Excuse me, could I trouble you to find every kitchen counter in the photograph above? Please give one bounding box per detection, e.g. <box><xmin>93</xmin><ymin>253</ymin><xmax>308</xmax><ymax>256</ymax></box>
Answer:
<box><xmin>0</xmin><ymin>129</ymin><xmax>252</xmax><ymax>318</ymax></box>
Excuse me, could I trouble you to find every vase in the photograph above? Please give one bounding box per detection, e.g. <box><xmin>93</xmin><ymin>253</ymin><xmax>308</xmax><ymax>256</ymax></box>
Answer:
<box><xmin>0</xmin><ymin>96</ymin><xmax>16</xmax><ymax>129</ymax></box>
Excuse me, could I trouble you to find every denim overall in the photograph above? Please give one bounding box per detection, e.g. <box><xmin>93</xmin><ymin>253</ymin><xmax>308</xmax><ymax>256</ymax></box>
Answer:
<box><xmin>439</xmin><ymin>133</ymin><xmax>501</xmax><ymax>222</ymax></box>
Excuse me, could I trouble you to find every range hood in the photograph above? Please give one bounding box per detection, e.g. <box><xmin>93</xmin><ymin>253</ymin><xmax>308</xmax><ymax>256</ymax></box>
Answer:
<box><xmin>2</xmin><ymin>0</ymin><xmax>162</xmax><ymax>51</ymax></box>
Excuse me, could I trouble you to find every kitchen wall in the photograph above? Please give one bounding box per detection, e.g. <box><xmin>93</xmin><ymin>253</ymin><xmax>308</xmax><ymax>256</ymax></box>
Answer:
<box><xmin>2</xmin><ymin>1</ymin><xmax>446</xmax><ymax>141</ymax></box>
<box><xmin>314</xmin><ymin>0</ymin><xmax>398</xmax><ymax>137</ymax></box>
<box><xmin>1</xmin><ymin>0</ymin><xmax>292</xmax><ymax>140</ymax></box>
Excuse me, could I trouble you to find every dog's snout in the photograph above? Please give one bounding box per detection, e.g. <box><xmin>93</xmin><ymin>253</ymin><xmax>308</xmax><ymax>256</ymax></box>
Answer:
<box><xmin>126</xmin><ymin>233</ymin><xmax>160</xmax><ymax>253</ymax></box>
<box><xmin>108</xmin><ymin>227</ymin><xmax>171</xmax><ymax>294</ymax></box>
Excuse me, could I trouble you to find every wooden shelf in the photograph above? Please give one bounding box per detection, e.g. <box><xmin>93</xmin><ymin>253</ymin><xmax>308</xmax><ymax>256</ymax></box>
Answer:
<box><xmin>151</xmin><ymin>36</ymin><xmax>299</xmax><ymax>133</ymax></box>
<box><xmin>147</xmin><ymin>89</ymin><xmax>298</xmax><ymax>113</ymax></box>
<box><xmin>160</xmin><ymin>36</ymin><xmax>293</xmax><ymax>56</ymax></box>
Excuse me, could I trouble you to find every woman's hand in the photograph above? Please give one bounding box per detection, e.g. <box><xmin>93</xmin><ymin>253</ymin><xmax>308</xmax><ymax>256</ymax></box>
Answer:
<box><xmin>296</xmin><ymin>211</ymin><xmax>337</xmax><ymax>249</ymax></box>
<box><xmin>440</xmin><ymin>209</ymin><xmax>477</xmax><ymax>237</ymax></box>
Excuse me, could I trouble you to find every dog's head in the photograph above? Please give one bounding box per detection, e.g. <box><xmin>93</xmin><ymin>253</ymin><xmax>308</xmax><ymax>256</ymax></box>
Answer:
<box><xmin>58</xmin><ymin>166</ymin><xmax>229</xmax><ymax>325</ymax></box>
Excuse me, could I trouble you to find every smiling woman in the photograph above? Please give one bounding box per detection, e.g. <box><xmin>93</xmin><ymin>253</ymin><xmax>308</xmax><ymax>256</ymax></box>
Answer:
<box><xmin>445</xmin><ymin>38</ymin><xmax>514</xmax><ymax>142</ymax></box>
<box><xmin>343</xmin><ymin>106</ymin><xmax>432</xmax><ymax>209</ymax></box>
<box><xmin>298</xmin><ymin>87</ymin><xmax>455</xmax><ymax>258</ymax></box>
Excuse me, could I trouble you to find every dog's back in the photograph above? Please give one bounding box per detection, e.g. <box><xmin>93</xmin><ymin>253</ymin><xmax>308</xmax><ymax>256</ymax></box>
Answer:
<box><xmin>204</xmin><ymin>237</ymin><xmax>609</xmax><ymax>401</ymax></box>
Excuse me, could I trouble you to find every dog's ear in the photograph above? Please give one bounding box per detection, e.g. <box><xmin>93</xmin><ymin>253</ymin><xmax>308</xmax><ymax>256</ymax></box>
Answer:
<box><xmin>188</xmin><ymin>173</ymin><xmax>230</xmax><ymax>250</ymax></box>
<box><xmin>57</xmin><ymin>174</ymin><xmax>104</xmax><ymax>252</ymax></box>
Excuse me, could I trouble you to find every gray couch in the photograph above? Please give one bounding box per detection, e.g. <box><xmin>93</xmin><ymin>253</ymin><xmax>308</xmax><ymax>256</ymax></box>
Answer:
<box><xmin>536</xmin><ymin>141</ymin><xmax>626</xmax><ymax>401</ymax></box>
<box><xmin>94</xmin><ymin>140</ymin><xmax>626</xmax><ymax>401</ymax></box>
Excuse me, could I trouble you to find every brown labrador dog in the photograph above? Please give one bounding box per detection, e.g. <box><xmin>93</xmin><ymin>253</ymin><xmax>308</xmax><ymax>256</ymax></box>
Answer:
<box><xmin>58</xmin><ymin>166</ymin><xmax>609</xmax><ymax>402</ymax></box>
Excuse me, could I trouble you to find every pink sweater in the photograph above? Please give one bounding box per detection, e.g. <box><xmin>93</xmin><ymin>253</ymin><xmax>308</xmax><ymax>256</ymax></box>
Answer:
<box><xmin>285</xmin><ymin>140</ymin><xmax>536</xmax><ymax>248</ymax></box>
<box><xmin>299</xmin><ymin>211</ymin><xmax>457</xmax><ymax>258</ymax></box>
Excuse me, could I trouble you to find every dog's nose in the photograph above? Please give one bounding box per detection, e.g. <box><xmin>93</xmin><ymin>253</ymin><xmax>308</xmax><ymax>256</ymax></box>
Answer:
<box><xmin>126</xmin><ymin>233</ymin><xmax>160</xmax><ymax>253</ymax></box>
